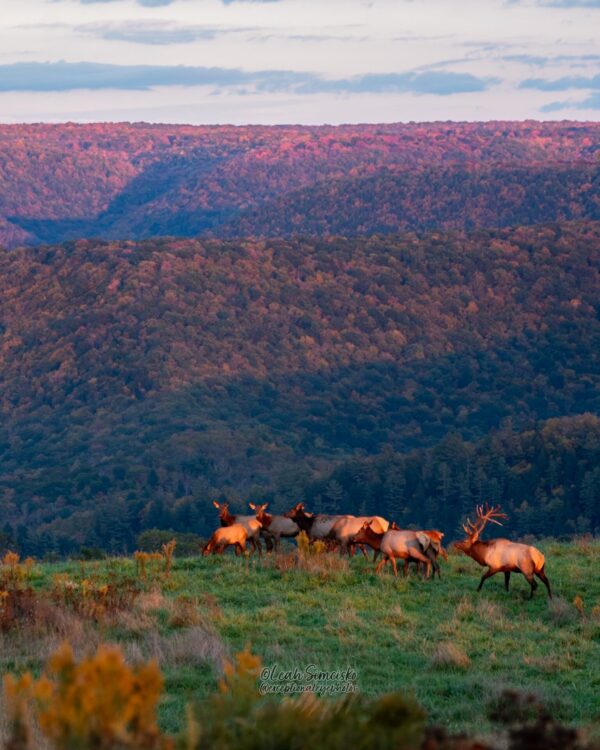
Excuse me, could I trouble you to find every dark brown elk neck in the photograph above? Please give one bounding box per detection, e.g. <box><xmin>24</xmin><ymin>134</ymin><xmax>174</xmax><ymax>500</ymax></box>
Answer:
<box><xmin>292</xmin><ymin>511</ymin><xmax>315</xmax><ymax>533</ymax></box>
<box><xmin>257</xmin><ymin>512</ymin><xmax>273</xmax><ymax>529</ymax></box>
<box><xmin>219</xmin><ymin>508</ymin><xmax>237</xmax><ymax>527</ymax></box>
<box><xmin>355</xmin><ymin>527</ymin><xmax>384</xmax><ymax>549</ymax></box>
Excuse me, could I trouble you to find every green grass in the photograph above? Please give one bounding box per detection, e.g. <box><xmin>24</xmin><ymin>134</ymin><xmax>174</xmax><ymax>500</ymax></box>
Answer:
<box><xmin>4</xmin><ymin>540</ymin><xmax>600</xmax><ymax>737</ymax></box>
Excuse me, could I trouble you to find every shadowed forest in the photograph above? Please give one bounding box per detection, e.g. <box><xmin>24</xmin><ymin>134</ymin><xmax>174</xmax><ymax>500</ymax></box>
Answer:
<box><xmin>0</xmin><ymin>221</ymin><xmax>598</xmax><ymax>553</ymax></box>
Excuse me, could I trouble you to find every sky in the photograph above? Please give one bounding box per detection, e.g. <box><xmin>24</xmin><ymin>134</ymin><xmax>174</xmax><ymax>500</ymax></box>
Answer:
<box><xmin>1</xmin><ymin>0</ymin><xmax>599</xmax><ymax>124</ymax></box>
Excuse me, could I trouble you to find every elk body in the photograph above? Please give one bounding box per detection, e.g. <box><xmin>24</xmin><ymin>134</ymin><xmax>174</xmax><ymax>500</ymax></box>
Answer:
<box><xmin>389</xmin><ymin>523</ymin><xmax>448</xmax><ymax>578</ymax></box>
<box><xmin>284</xmin><ymin>503</ymin><xmax>351</xmax><ymax>542</ymax></box>
<box><xmin>213</xmin><ymin>501</ymin><xmax>263</xmax><ymax>556</ymax></box>
<box><xmin>249</xmin><ymin>502</ymin><xmax>300</xmax><ymax>551</ymax></box>
<box><xmin>455</xmin><ymin>505</ymin><xmax>552</xmax><ymax>599</ymax></box>
<box><xmin>353</xmin><ymin>522</ymin><xmax>446</xmax><ymax>578</ymax></box>
<box><xmin>352</xmin><ymin>522</ymin><xmax>437</xmax><ymax>577</ymax></box>
<box><xmin>327</xmin><ymin>516</ymin><xmax>389</xmax><ymax>556</ymax></box>
<box><xmin>202</xmin><ymin>524</ymin><xmax>247</xmax><ymax>556</ymax></box>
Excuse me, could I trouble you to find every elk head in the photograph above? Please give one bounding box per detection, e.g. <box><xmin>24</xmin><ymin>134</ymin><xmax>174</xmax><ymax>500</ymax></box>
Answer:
<box><xmin>213</xmin><ymin>500</ymin><xmax>235</xmax><ymax>526</ymax></box>
<box><xmin>284</xmin><ymin>503</ymin><xmax>313</xmax><ymax>528</ymax></box>
<box><xmin>352</xmin><ymin>520</ymin><xmax>383</xmax><ymax>548</ymax></box>
<box><xmin>249</xmin><ymin>502</ymin><xmax>272</xmax><ymax>528</ymax></box>
<box><xmin>421</xmin><ymin>530</ymin><xmax>447</xmax><ymax>560</ymax></box>
<box><xmin>455</xmin><ymin>504</ymin><xmax>507</xmax><ymax>554</ymax></box>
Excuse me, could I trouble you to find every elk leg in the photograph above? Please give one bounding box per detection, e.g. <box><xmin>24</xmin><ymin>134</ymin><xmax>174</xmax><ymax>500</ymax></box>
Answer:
<box><xmin>255</xmin><ymin>537</ymin><xmax>263</xmax><ymax>558</ymax></box>
<box><xmin>476</xmin><ymin>568</ymin><xmax>496</xmax><ymax>591</ymax></box>
<box><xmin>375</xmin><ymin>557</ymin><xmax>387</xmax><ymax>575</ymax></box>
<box><xmin>504</xmin><ymin>571</ymin><xmax>511</xmax><ymax>591</ymax></box>
<box><xmin>390</xmin><ymin>557</ymin><xmax>399</xmax><ymax>577</ymax></box>
<box><xmin>536</xmin><ymin>568</ymin><xmax>552</xmax><ymax>599</ymax></box>
<box><xmin>403</xmin><ymin>559</ymin><xmax>409</xmax><ymax>577</ymax></box>
<box><xmin>359</xmin><ymin>544</ymin><xmax>368</xmax><ymax>559</ymax></box>
<box><xmin>525</xmin><ymin>573</ymin><xmax>538</xmax><ymax>599</ymax></box>
<box><xmin>410</xmin><ymin>549</ymin><xmax>430</xmax><ymax>578</ymax></box>
<box><xmin>373</xmin><ymin>549</ymin><xmax>380</xmax><ymax>563</ymax></box>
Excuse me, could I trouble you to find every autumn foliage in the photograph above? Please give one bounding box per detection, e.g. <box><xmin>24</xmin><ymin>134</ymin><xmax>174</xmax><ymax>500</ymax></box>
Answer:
<box><xmin>3</xmin><ymin>643</ymin><xmax>168</xmax><ymax>749</ymax></box>
<box><xmin>0</xmin><ymin>222</ymin><xmax>598</xmax><ymax>551</ymax></box>
<box><xmin>1</xmin><ymin>122</ymin><xmax>599</xmax><ymax>248</ymax></box>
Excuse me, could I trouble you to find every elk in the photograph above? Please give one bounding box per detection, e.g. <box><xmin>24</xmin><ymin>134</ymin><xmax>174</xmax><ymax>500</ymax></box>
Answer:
<box><xmin>352</xmin><ymin>522</ymin><xmax>435</xmax><ymax>578</ymax></box>
<box><xmin>213</xmin><ymin>501</ymin><xmax>263</xmax><ymax>556</ymax></box>
<box><xmin>248</xmin><ymin>503</ymin><xmax>299</xmax><ymax>551</ymax></box>
<box><xmin>327</xmin><ymin>515</ymin><xmax>389</xmax><ymax>557</ymax></box>
<box><xmin>389</xmin><ymin>522</ymin><xmax>448</xmax><ymax>578</ymax></box>
<box><xmin>284</xmin><ymin>503</ymin><xmax>351</xmax><ymax>543</ymax></box>
<box><xmin>454</xmin><ymin>504</ymin><xmax>552</xmax><ymax>599</ymax></box>
<box><xmin>202</xmin><ymin>524</ymin><xmax>247</xmax><ymax>556</ymax></box>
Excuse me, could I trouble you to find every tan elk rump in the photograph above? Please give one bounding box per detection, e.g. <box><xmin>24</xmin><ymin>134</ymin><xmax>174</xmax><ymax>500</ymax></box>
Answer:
<box><xmin>327</xmin><ymin>515</ymin><xmax>389</xmax><ymax>556</ymax></box>
<box><xmin>202</xmin><ymin>524</ymin><xmax>247</xmax><ymax>556</ymax></box>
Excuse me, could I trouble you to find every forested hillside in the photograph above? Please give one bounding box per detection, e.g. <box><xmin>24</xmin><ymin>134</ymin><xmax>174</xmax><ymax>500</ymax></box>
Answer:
<box><xmin>1</xmin><ymin>121</ymin><xmax>599</xmax><ymax>247</ymax></box>
<box><xmin>303</xmin><ymin>414</ymin><xmax>600</xmax><ymax>540</ymax></box>
<box><xmin>0</xmin><ymin>222</ymin><xmax>598</xmax><ymax>553</ymax></box>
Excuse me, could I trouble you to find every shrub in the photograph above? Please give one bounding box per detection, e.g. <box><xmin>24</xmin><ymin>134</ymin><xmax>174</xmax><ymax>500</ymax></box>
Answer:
<box><xmin>186</xmin><ymin>647</ymin><xmax>427</xmax><ymax>750</ymax></box>
<box><xmin>3</xmin><ymin>642</ymin><xmax>171</xmax><ymax>750</ymax></box>
<box><xmin>50</xmin><ymin>573</ymin><xmax>141</xmax><ymax>623</ymax></box>
<box><xmin>548</xmin><ymin>597</ymin><xmax>578</xmax><ymax>626</ymax></box>
<box><xmin>168</xmin><ymin>596</ymin><xmax>201</xmax><ymax>628</ymax></box>
<box><xmin>430</xmin><ymin>642</ymin><xmax>470</xmax><ymax>670</ymax></box>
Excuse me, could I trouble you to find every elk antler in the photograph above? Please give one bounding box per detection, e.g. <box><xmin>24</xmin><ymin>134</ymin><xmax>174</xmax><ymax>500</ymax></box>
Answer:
<box><xmin>463</xmin><ymin>503</ymin><xmax>508</xmax><ymax>541</ymax></box>
<box><xmin>475</xmin><ymin>503</ymin><xmax>508</xmax><ymax>529</ymax></box>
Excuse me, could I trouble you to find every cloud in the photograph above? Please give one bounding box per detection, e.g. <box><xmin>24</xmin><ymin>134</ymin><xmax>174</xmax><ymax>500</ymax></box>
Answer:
<box><xmin>520</xmin><ymin>74</ymin><xmax>600</xmax><ymax>90</ymax></box>
<box><xmin>78</xmin><ymin>21</ymin><xmax>255</xmax><ymax>45</ymax></box>
<box><xmin>521</xmin><ymin>66</ymin><xmax>600</xmax><ymax>110</ymax></box>
<box><xmin>0</xmin><ymin>61</ymin><xmax>496</xmax><ymax>96</ymax></box>
<box><xmin>536</xmin><ymin>0</ymin><xmax>600</xmax><ymax>6</ymax></box>
<box><xmin>541</xmin><ymin>91</ymin><xmax>600</xmax><ymax>109</ymax></box>
<box><xmin>508</xmin><ymin>0</ymin><xmax>600</xmax><ymax>6</ymax></box>
<box><xmin>504</xmin><ymin>53</ymin><xmax>600</xmax><ymax>66</ymax></box>
<box><xmin>79</xmin><ymin>0</ymin><xmax>178</xmax><ymax>5</ymax></box>
<box><xmin>326</xmin><ymin>71</ymin><xmax>495</xmax><ymax>95</ymax></box>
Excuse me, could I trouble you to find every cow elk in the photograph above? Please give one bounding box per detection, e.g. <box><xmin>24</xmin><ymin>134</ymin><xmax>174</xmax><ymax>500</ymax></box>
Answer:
<box><xmin>454</xmin><ymin>504</ymin><xmax>552</xmax><ymax>599</ymax></box>
<box><xmin>284</xmin><ymin>503</ymin><xmax>350</xmax><ymax>543</ymax></box>
<box><xmin>327</xmin><ymin>515</ymin><xmax>389</xmax><ymax>557</ymax></box>
<box><xmin>352</xmin><ymin>522</ymin><xmax>438</xmax><ymax>578</ymax></box>
<box><xmin>249</xmin><ymin>503</ymin><xmax>300</xmax><ymax>551</ymax></box>
<box><xmin>202</xmin><ymin>524</ymin><xmax>247</xmax><ymax>556</ymax></box>
<box><xmin>353</xmin><ymin>522</ymin><xmax>446</xmax><ymax>578</ymax></box>
<box><xmin>213</xmin><ymin>501</ymin><xmax>263</xmax><ymax>556</ymax></box>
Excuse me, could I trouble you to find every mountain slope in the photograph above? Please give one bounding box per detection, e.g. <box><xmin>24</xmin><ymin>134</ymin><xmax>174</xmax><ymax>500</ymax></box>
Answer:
<box><xmin>1</xmin><ymin>122</ymin><xmax>599</xmax><ymax>248</ymax></box>
<box><xmin>0</xmin><ymin>222</ymin><xmax>598</xmax><ymax>550</ymax></box>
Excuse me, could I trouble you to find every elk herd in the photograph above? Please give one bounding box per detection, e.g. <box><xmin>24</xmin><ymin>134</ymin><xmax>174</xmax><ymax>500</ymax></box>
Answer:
<box><xmin>203</xmin><ymin>501</ymin><xmax>552</xmax><ymax>599</ymax></box>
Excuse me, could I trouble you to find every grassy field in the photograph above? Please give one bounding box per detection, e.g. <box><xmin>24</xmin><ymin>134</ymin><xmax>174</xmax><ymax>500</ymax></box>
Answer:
<box><xmin>1</xmin><ymin>540</ymin><xmax>599</xmax><ymax>740</ymax></box>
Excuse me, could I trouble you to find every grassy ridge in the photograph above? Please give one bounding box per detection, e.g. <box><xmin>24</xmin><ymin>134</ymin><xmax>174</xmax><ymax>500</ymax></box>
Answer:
<box><xmin>3</xmin><ymin>540</ymin><xmax>599</xmax><ymax>738</ymax></box>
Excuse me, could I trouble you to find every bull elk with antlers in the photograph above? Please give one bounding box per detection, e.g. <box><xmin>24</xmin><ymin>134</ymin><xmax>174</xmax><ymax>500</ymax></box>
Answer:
<box><xmin>455</xmin><ymin>504</ymin><xmax>552</xmax><ymax>599</ymax></box>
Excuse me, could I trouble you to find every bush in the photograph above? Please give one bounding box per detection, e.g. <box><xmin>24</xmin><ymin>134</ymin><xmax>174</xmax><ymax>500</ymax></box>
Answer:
<box><xmin>430</xmin><ymin>642</ymin><xmax>470</xmax><ymax>671</ymax></box>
